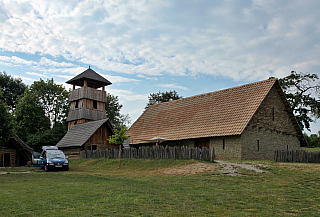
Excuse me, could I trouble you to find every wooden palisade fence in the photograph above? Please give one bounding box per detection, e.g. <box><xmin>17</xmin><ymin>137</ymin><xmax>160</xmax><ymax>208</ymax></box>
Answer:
<box><xmin>81</xmin><ymin>146</ymin><xmax>215</xmax><ymax>162</ymax></box>
<box><xmin>274</xmin><ymin>149</ymin><xmax>320</xmax><ymax>163</ymax></box>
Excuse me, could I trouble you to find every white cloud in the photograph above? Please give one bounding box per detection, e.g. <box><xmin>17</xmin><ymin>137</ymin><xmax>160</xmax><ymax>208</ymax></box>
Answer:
<box><xmin>39</xmin><ymin>57</ymin><xmax>74</xmax><ymax>67</ymax></box>
<box><xmin>107</xmin><ymin>88</ymin><xmax>148</xmax><ymax>102</ymax></box>
<box><xmin>56</xmin><ymin>82</ymin><xmax>73</xmax><ymax>91</ymax></box>
<box><xmin>12</xmin><ymin>75</ymin><xmax>36</xmax><ymax>83</ymax></box>
<box><xmin>55</xmin><ymin>75</ymin><xmax>74</xmax><ymax>80</ymax></box>
<box><xmin>0</xmin><ymin>55</ymin><xmax>36</xmax><ymax>66</ymax></box>
<box><xmin>25</xmin><ymin>71</ymin><xmax>48</xmax><ymax>77</ymax></box>
<box><xmin>60</xmin><ymin>67</ymin><xmax>87</xmax><ymax>75</ymax></box>
<box><xmin>0</xmin><ymin>0</ymin><xmax>320</xmax><ymax>82</ymax></box>
<box><xmin>157</xmin><ymin>83</ymin><xmax>188</xmax><ymax>90</ymax></box>
<box><xmin>100</xmin><ymin>73</ymin><xmax>139</xmax><ymax>83</ymax></box>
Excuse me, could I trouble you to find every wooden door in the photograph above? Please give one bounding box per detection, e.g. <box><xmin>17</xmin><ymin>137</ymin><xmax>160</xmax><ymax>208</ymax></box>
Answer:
<box><xmin>3</xmin><ymin>153</ymin><xmax>10</xmax><ymax>167</ymax></box>
<box><xmin>196</xmin><ymin>140</ymin><xmax>210</xmax><ymax>149</ymax></box>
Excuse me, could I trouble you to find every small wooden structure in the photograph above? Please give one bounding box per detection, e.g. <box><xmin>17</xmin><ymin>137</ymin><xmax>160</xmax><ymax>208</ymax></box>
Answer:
<box><xmin>56</xmin><ymin>67</ymin><xmax>114</xmax><ymax>159</ymax></box>
<box><xmin>56</xmin><ymin>119</ymin><xmax>114</xmax><ymax>159</ymax></box>
<box><xmin>0</xmin><ymin>134</ymin><xmax>33</xmax><ymax>167</ymax></box>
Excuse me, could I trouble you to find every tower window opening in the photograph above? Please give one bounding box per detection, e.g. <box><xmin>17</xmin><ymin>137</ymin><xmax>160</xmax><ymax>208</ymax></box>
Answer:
<box><xmin>75</xmin><ymin>100</ymin><xmax>78</xmax><ymax>109</ymax></box>
<box><xmin>93</xmin><ymin>100</ymin><xmax>97</xmax><ymax>109</ymax></box>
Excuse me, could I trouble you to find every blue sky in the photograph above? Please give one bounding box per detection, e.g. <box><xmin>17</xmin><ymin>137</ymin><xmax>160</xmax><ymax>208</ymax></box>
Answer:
<box><xmin>0</xmin><ymin>0</ymin><xmax>320</xmax><ymax>134</ymax></box>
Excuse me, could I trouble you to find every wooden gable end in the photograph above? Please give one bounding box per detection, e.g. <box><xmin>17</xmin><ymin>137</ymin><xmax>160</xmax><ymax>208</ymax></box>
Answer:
<box><xmin>83</xmin><ymin>122</ymin><xmax>114</xmax><ymax>150</ymax></box>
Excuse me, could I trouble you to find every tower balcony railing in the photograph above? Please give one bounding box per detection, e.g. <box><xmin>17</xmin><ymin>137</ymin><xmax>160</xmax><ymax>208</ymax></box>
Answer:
<box><xmin>69</xmin><ymin>86</ymin><xmax>107</xmax><ymax>102</ymax></box>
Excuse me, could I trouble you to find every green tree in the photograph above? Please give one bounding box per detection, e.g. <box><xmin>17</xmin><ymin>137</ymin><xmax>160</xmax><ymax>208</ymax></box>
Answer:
<box><xmin>0</xmin><ymin>89</ymin><xmax>13</xmax><ymax>145</ymax></box>
<box><xmin>27</xmin><ymin>122</ymin><xmax>68</xmax><ymax>152</ymax></box>
<box><xmin>107</xmin><ymin>125</ymin><xmax>129</xmax><ymax>168</ymax></box>
<box><xmin>146</xmin><ymin>90</ymin><xmax>183</xmax><ymax>109</ymax></box>
<box><xmin>14</xmin><ymin>78</ymin><xmax>69</xmax><ymax>151</ymax></box>
<box><xmin>14</xmin><ymin>89</ymin><xmax>51</xmax><ymax>145</ymax></box>
<box><xmin>304</xmin><ymin>132</ymin><xmax>320</xmax><ymax>147</ymax></box>
<box><xmin>0</xmin><ymin>71</ymin><xmax>27</xmax><ymax>112</ymax></box>
<box><xmin>105</xmin><ymin>93</ymin><xmax>131</xmax><ymax>128</ymax></box>
<box><xmin>30</xmin><ymin>78</ymin><xmax>69</xmax><ymax>126</ymax></box>
<box><xmin>279</xmin><ymin>71</ymin><xmax>320</xmax><ymax>131</ymax></box>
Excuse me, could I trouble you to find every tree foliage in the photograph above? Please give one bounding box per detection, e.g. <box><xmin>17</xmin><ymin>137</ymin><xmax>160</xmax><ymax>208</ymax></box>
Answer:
<box><xmin>30</xmin><ymin>78</ymin><xmax>69</xmax><ymax>126</ymax></box>
<box><xmin>107</xmin><ymin>125</ymin><xmax>129</xmax><ymax>145</ymax></box>
<box><xmin>26</xmin><ymin>122</ymin><xmax>68</xmax><ymax>152</ymax></box>
<box><xmin>14</xmin><ymin>89</ymin><xmax>51</xmax><ymax>144</ymax></box>
<box><xmin>0</xmin><ymin>89</ymin><xmax>13</xmax><ymax>145</ymax></box>
<box><xmin>14</xmin><ymin>78</ymin><xmax>69</xmax><ymax>151</ymax></box>
<box><xmin>279</xmin><ymin>71</ymin><xmax>320</xmax><ymax>131</ymax></box>
<box><xmin>107</xmin><ymin>125</ymin><xmax>129</xmax><ymax>168</ymax></box>
<box><xmin>304</xmin><ymin>132</ymin><xmax>320</xmax><ymax>147</ymax></box>
<box><xmin>105</xmin><ymin>93</ymin><xmax>131</xmax><ymax>128</ymax></box>
<box><xmin>0</xmin><ymin>71</ymin><xmax>27</xmax><ymax>112</ymax></box>
<box><xmin>145</xmin><ymin>90</ymin><xmax>183</xmax><ymax>109</ymax></box>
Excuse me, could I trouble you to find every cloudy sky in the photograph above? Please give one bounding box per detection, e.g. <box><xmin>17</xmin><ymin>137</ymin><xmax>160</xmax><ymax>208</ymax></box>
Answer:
<box><xmin>0</xmin><ymin>0</ymin><xmax>320</xmax><ymax>133</ymax></box>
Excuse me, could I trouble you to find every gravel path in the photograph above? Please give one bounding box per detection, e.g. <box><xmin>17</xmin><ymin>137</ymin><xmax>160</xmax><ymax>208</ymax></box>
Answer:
<box><xmin>216</xmin><ymin>160</ymin><xmax>269</xmax><ymax>176</ymax></box>
<box><xmin>0</xmin><ymin>171</ymin><xmax>32</xmax><ymax>175</ymax></box>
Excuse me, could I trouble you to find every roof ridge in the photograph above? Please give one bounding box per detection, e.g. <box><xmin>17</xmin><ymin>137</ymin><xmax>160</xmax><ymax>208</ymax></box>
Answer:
<box><xmin>149</xmin><ymin>78</ymin><xmax>277</xmax><ymax>108</ymax></box>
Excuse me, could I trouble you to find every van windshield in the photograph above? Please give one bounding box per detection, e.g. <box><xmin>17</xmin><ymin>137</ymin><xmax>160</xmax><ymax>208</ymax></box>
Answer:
<box><xmin>47</xmin><ymin>151</ymin><xmax>66</xmax><ymax>159</ymax></box>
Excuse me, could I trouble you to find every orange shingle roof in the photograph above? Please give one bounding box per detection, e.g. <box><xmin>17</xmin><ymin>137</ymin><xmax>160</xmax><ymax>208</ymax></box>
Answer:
<box><xmin>127</xmin><ymin>78</ymin><xmax>279</xmax><ymax>144</ymax></box>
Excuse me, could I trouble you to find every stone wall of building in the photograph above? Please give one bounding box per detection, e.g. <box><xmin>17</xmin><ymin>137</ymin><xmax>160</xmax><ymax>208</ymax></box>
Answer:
<box><xmin>241</xmin><ymin>85</ymin><xmax>301</xmax><ymax>160</ymax></box>
<box><xmin>248</xmin><ymin>85</ymin><xmax>297</xmax><ymax>134</ymax></box>
<box><xmin>210</xmin><ymin>136</ymin><xmax>242</xmax><ymax>160</ymax></box>
<box><xmin>241</xmin><ymin>127</ymin><xmax>300</xmax><ymax>160</ymax></box>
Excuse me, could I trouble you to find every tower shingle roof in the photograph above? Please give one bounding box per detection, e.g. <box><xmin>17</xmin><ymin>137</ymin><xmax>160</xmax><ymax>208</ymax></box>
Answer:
<box><xmin>66</xmin><ymin>67</ymin><xmax>112</xmax><ymax>88</ymax></box>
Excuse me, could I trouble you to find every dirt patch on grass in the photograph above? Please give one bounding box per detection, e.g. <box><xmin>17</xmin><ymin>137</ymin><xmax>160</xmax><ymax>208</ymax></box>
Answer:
<box><xmin>0</xmin><ymin>171</ymin><xmax>33</xmax><ymax>175</ymax></box>
<box><xmin>152</xmin><ymin>162</ymin><xmax>219</xmax><ymax>176</ymax></box>
<box><xmin>152</xmin><ymin>161</ymin><xmax>271</xmax><ymax>176</ymax></box>
<box><xmin>216</xmin><ymin>160</ymin><xmax>270</xmax><ymax>176</ymax></box>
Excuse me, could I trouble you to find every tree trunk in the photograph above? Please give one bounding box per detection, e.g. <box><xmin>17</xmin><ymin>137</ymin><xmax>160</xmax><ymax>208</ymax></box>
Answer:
<box><xmin>119</xmin><ymin>144</ymin><xmax>121</xmax><ymax>168</ymax></box>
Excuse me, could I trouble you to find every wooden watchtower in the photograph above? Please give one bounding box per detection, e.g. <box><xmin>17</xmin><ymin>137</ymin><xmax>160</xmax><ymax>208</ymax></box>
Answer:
<box><xmin>56</xmin><ymin>67</ymin><xmax>114</xmax><ymax>158</ymax></box>
<box><xmin>66</xmin><ymin>66</ymin><xmax>112</xmax><ymax>130</ymax></box>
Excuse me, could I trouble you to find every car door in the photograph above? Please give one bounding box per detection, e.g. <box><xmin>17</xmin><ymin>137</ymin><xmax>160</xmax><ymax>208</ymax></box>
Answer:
<box><xmin>32</xmin><ymin>152</ymin><xmax>45</xmax><ymax>167</ymax></box>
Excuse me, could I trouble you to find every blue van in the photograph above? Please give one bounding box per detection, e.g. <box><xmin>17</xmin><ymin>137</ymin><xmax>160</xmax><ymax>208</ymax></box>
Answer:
<box><xmin>32</xmin><ymin>146</ymin><xmax>69</xmax><ymax>171</ymax></box>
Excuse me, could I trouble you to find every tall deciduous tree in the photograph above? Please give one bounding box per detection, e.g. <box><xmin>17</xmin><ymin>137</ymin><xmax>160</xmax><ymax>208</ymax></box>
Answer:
<box><xmin>0</xmin><ymin>89</ymin><xmax>12</xmax><ymax>145</ymax></box>
<box><xmin>30</xmin><ymin>78</ymin><xmax>69</xmax><ymax>126</ymax></box>
<box><xmin>105</xmin><ymin>93</ymin><xmax>131</xmax><ymax>128</ymax></box>
<box><xmin>279</xmin><ymin>71</ymin><xmax>320</xmax><ymax>131</ymax></box>
<box><xmin>14</xmin><ymin>79</ymin><xmax>70</xmax><ymax>151</ymax></box>
<box><xmin>146</xmin><ymin>90</ymin><xmax>183</xmax><ymax>109</ymax></box>
<box><xmin>14</xmin><ymin>89</ymin><xmax>51</xmax><ymax>144</ymax></box>
<box><xmin>0</xmin><ymin>71</ymin><xmax>27</xmax><ymax>112</ymax></box>
<box><xmin>107</xmin><ymin>125</ymin><xmax>129</xmax><ymax>168</ymax></box>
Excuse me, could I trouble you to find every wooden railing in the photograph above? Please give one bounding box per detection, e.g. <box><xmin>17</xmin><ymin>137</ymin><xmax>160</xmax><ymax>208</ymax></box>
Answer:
<box><xmin>69</xmin><ymin>86</ymin><xmax>107</xmax><ymax>102</ymax></box>
<box><xmin>274</xmin><ymin>150</ymin><xmax>320</xmax><ymax>163</ymax></box>
<box><xmin>80</xmin><ymin>146</ymin><xmax>215</xmax><ymax>162</ymax></box>
<box><xmin>67</xmin><ymin>108</ymin><xmax>106</xmax><ymax>121</ymax></box>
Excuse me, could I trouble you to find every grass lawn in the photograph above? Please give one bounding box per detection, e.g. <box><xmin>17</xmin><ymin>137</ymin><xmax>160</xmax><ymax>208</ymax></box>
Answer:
<box><xmin>0</xmin><ymin>159</ymin><xmax>320</xmax><ymax>216</ymax></box>
<box><xmin>301</xmin><ymin>147</ymin><xmax>320</xmax><ymax>153</ymax></box>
